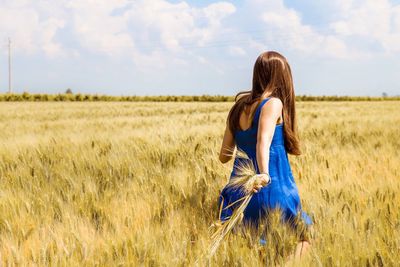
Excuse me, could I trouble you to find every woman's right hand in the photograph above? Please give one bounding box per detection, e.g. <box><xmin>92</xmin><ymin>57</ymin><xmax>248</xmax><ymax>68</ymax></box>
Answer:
<box><xmin>252</xmin><ymin>173</ymin><xmax>271</xmax><ymax>193</ymax></box>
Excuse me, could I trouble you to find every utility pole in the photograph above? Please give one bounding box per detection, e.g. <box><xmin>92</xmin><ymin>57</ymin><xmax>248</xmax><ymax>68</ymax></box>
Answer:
<box><xmin>8</xmin><ymin>37</ymin><xmax>12</xmax><ymax>94</ymax></box>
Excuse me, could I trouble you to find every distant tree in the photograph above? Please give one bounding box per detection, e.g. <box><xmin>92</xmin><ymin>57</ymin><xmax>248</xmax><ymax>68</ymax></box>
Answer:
<box><xmin>382</xmin><ymin>92</ymin><xmax>388</xmax><ymax>98</ymax></box>
<box><xmin>22</xmin><ymin>91</ymin><xmax>31</xmax><ymax>100</ymax></box>
<box><xmin>65</xmin><ymin>88</ymin><xmax>73</xmax><ymax>94</ymax></box>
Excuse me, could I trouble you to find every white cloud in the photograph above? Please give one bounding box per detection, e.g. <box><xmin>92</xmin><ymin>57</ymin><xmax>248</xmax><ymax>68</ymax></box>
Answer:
<box><xmin>65</xmin><ymin>0</ymin><xmax>236</xmax><ymax>68</ymax></box>
<box><xmin>125</xmin><ymin>0</ymin><xmax>236</xmax><ymax>51</ymax></box>
<box><xmin>2</xmin><ymin>0</ymin><xmax>399</xmax><ymax>63</ymax></box>
<box><xmin>0</xmin><ymin>1</ymin><xmax>66</xmax><ymax>58</ymax></box>
<box><xmin>0</xmin><ymin>0</ymin><xmax>236</xmax><ymax>64</ymax></box>
<box><xmin>66</xmin><ymin>0</ymin><xmax>135</xmax><ymax>57</ymax></box>
<box><xmin>121</xmin><ymin>0</ymin><xmax>236</xmax><ymax>64</ymax></box>
<box><xmin>247</xmin><ymin>0</ymin><xmax>400</xmax><ymax>59</ymax></box>
<box><xmin>249</xmin><ymin>0</ymin><xmax>355</xmax><ymax>59</ymax></box>
<box><xmin>330</xmin><ymin>0</ymin><xmax>400</xmax><ymax>53</ymax></box>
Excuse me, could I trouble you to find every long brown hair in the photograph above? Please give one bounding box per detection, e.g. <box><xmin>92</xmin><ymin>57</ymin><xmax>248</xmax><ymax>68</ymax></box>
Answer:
<box><xmin>227</xmin><ymin>51</ymin><xmax>301</xmax><ymax>155</ymax></box>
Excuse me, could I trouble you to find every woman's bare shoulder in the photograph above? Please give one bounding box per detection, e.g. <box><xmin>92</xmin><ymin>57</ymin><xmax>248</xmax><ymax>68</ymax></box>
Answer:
<box><xmin>264</xmin><ymin>97</ymin><xmax>283</xmax><ymax>109</ymax></box>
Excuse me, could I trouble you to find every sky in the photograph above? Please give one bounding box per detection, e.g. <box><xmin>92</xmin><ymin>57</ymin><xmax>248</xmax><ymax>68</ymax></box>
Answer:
<box><xmin>0</xmin><ymin>0</ymin><xmax>400</xmax><ymax>96</ymax></box>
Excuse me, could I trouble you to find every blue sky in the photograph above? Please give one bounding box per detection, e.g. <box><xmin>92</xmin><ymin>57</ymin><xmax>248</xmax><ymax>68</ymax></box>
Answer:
<box><xmin>0</xmin><ymin>0</ymin><xmax>399</xmax><ymax>96</ymax></box>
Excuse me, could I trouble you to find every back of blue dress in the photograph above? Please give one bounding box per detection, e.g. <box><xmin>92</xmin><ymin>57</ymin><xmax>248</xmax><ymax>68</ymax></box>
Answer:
<box><xmin>218</xmin><ymin>97</ymin><xmax>313</xmax><ymax>231</ymax></box>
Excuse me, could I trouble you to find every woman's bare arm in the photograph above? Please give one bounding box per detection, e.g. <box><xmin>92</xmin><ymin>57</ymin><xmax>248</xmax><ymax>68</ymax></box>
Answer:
<box><xmin>256</xmin><ymin>98</ymin><xmax>283</xmax><ymax>174</ymax></box>
<box><xmin>219</xmin><ymin>121</ymin><xmax>235</xmax><ymax>163</ymax></box>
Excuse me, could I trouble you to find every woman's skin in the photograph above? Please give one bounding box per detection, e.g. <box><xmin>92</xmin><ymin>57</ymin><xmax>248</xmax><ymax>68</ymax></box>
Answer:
<box><xmin>218</xmin><ymin>92</ymin><xmax>312</xmax><ymax>262</ymax></box>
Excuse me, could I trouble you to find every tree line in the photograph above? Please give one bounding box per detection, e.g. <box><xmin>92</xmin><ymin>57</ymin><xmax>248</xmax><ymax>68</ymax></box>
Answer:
<box><xmin>0</xmin><ymin>92</ymin><xmax>399</xmax><ymax>102</ymax></box>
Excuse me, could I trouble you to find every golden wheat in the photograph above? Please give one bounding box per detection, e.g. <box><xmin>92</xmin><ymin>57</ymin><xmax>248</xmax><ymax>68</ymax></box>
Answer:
<box><xmin>0</xmin><ymin>101</ymin><xmax>399</xmax><ymax>266</ymax></box>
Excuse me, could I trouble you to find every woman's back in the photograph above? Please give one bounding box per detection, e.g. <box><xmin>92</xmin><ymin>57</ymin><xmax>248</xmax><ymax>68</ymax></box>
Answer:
<box><xmin>233</xmin><ymin>97</ymin><xmax>285</xmax><ymax>174</ymax></box>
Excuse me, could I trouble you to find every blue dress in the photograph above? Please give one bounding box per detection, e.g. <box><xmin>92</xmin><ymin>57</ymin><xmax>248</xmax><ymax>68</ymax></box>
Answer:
<box><xmin>218</xmin><ymin>97</ymin><xmax>312</xmax><ymax>235</ymax></box>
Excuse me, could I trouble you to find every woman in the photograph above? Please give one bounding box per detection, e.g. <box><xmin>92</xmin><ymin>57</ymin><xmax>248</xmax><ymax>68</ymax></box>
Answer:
<box><xmin>218</xmin><ymin>51</ymin><xmax>313</xmax><ymax>259</ymax></box>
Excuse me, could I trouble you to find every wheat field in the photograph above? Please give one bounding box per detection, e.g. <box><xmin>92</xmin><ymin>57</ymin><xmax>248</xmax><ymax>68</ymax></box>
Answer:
<box><xmin>0</xmin><ymin>101</ymin><xmax>399</xmax><ymax>266</ymax></box>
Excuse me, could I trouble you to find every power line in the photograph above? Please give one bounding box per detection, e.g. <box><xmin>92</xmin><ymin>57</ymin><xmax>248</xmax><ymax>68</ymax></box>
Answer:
<box><xmin>126</xmin><ymin>20</ymin><xmax>334</xmax><ymax>47</ymax></box>
<box><xmin>87</xmin><ymin>27</ymin><xmax>336</xmax><ymax>52</ymax></box>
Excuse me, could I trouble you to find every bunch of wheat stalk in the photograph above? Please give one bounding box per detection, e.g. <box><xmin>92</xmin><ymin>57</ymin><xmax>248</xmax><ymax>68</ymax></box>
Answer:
<box><xmin>208</xmin><ymin>148</ymin><xmax>270</xmax><ymax>258</ymax></box>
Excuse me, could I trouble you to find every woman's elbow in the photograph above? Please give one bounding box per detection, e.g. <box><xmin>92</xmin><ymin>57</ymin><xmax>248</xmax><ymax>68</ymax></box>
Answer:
<box><xmin>219</xmin><ymin>154</ymin><xmax>231</xmax><ymax>163</ymax></box>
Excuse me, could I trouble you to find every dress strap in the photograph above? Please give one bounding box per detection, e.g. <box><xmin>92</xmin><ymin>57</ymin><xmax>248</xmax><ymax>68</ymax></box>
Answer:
<box><xmin>252</xmin><ymin>97</ymin><xmax>271</xmax><ymax>128</ymax></box>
